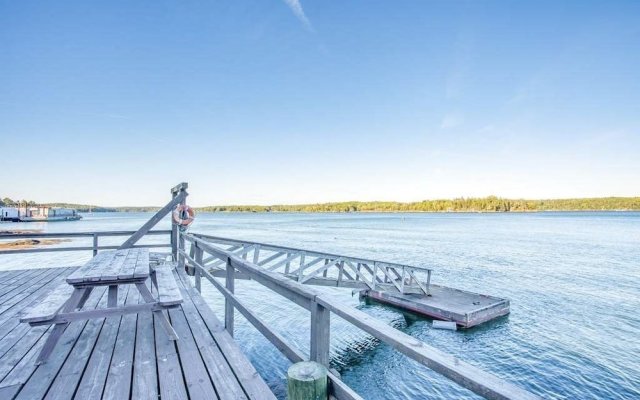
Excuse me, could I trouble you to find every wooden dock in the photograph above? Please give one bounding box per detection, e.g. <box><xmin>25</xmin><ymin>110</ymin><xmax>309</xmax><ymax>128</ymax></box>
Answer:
<box><xmin>190</xmin><ymin>234</ymin><xmax>510</xmax><ymax>328</ymax></box>
<box><xmin>0</xmin><ymin>266</ymin><xmax>276</xmax><ymax>400</ymax></box>
<box><xmin>361</xmin><ymin>285</ymin><xmax>510</xmax><ymax>328</ymax></box>
<box><xmin>0</xmin><ymin>183</ymin><xmax>542</xmax><ymax>400</ymax></box>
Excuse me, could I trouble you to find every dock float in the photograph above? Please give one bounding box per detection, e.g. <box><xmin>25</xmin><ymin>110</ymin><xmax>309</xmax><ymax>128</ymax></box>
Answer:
<box><xmin>361</xmin><ymin>285</ymin><xmax>510</xmax><ymax>328</ymax></box>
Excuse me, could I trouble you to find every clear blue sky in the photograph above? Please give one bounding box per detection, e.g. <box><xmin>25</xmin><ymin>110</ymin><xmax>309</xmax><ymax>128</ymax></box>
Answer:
<box><xmin>1</xmin><ymin>1</ymin><xmax>639</xmax><ymax>206</ymax></box>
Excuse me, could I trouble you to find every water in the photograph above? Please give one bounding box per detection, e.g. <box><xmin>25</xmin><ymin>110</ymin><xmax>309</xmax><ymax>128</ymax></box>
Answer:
<box><xmin>1</xmin><ymin>212</ymin><xmax>639</xmax><ymax>399</ymax></box>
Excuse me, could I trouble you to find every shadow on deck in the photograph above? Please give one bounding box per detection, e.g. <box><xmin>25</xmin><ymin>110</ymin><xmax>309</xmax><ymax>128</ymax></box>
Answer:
<box><xmin>0</xmin><ymin>266</ymin><xmax>276</xmax><ymax>400</ymax></box>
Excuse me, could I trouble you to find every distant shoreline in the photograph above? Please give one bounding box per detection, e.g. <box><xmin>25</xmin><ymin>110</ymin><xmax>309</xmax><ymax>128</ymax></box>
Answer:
<box><xmin>77</xmin><ymin>208</ymin><xmax>640</xmax><ymax>214</ymax></box>
<box><xmin>3</xmin><ymin>196</ymin><xmax>639</xmax><ymax>213</ymax></box>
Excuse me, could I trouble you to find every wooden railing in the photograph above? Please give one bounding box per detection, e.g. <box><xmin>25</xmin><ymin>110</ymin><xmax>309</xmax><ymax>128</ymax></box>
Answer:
<box><xmin>180</xmin><ymin>232</ymin><xmax>541</xmax><ymax>400</ymax></box>
<box><xmin>0</xmin><ymin>230</ymin><xmax>172</xmax><ymax>256</ymax></box>
<box><xmin>190</xmin><ymin>233</ymin><xmax>434</xmax><ymax>295</ymax></box>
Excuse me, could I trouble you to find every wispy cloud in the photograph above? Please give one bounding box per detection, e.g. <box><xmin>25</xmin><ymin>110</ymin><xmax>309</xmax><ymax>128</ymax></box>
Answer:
<box><xmin>282</xmin><ymin>0</ymin><xmax>313</xmax><ymax>31</ymax></box>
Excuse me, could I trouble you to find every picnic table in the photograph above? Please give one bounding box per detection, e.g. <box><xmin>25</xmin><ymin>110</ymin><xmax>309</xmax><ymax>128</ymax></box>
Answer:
<box><xmin>20</xmin><ymin>248</ymin><xmax>183</xmax><ymax>364</ymax></box>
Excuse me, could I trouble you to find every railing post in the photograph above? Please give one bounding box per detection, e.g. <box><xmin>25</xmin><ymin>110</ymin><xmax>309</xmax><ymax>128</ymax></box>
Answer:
<box><xmin>170</xmin><ymin>191</ymin><xmax>178</xmax><ymax>261</ymax></box>
<box><xmin>372</xmin><ymin>262</ymin><xmax>378</xmax><ymax>291</ymax></box>
<box><xmin>195</xmin><ymin>244</ymin><xmax>203</xmax><ymax>293</ymax></box>
<box><xmin>225</xmin><ymin>257</ymin><xmax>235</xmax><ymax>336</ymax></box>
<box><xmin>310</xmin><ymin>300</ymin><xmax>330</xmax><ymax>367</ymax></box>
<box><xmin>92</xmin><ymin>234</ymin><xmax>98</xmax><ymax>256</ymax></box>
<box><xmin>170</xmin><ymin>228</ymin><xmax>177</xmax><ymax>262</ymax></box>
<box><xmin>177</xmin><ymin>232</ymin><xmax>185</xmax><ymax>269</ymax></box>
<box><xmin>176</xmin><ymin>188</ymin><xmax>187</xmax><ymax>265</ymax></box>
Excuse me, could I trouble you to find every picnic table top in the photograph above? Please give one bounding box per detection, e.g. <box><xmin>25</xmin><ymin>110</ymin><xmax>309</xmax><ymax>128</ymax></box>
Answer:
<box><xmin>66</xmin><ymin>248</ymin><xmax>150</xmax><ymax>284</ymax></box>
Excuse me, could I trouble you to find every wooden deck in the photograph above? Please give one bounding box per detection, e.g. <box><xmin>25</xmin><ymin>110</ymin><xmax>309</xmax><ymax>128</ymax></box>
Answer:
<box><xmin>0</xmin><ymin>266</ymin><xmax>276</xmax><ymax>400</ymax></box>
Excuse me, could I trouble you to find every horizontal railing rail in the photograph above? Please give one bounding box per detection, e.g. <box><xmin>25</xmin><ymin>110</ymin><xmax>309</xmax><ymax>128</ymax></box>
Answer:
<box><xmin>191</xmin><ymin>233</ymin><xmax>433</xmax><ymax>295</ymax></box>
<box><xmin>181</xmin><ymin>232</ymin><xmax>540</xmax><ymax>400</ymax></box>
<box><xmin>191</xmin><ymin>233</ymin><xmax>433</xmax><ymax>273</ymax></box>
<box><xmin>0</xmin><ymin>230</ymin><xmax>172</xmax><ymax>256</ymax></box>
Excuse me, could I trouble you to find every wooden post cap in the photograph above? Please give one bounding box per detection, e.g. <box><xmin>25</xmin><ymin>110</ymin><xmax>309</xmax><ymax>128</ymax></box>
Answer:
<box><xmin>287</xmin><ymin>361</ymin><xmax>328</xmax><ymax>400</ymax></box>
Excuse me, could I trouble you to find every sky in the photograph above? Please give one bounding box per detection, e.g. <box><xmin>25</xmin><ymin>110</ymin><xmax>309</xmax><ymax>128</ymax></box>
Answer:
<box><xmin>1</xmin><ymin>1</ymin><xmax>639</xmax><ymax>206</ymax></box>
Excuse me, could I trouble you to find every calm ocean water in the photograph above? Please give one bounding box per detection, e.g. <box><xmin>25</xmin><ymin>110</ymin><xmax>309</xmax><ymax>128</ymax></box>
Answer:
<box><xmin>1</xmin><ymin>212</ymin><xmax>639</xmax><ymax>399</ymax></box>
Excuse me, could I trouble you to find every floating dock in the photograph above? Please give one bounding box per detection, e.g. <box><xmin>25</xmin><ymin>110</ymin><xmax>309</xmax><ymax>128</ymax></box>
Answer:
<box><xmin>361</xmin><ymin>285</ymin><xmax>510</xmax><ymax>328</ymax></box>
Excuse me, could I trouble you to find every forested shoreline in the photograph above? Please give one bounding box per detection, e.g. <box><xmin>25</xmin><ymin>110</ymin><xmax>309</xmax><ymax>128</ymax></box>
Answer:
<box><xmin>197</xmin><ymin>196</ymin><xmax>640</xmax><ymax>213</ymax></box>
<box><xmin>2</xmin><ymin>196</ymin><xmax>639</xmax><ymax>213</ymax></box>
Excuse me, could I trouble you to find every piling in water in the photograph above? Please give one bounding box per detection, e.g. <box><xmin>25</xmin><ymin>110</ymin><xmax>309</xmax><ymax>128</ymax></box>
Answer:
<box><xmin>287</xmin><ymin>361</ymin><xmax>328</xmax><ymax>400</ymax></box>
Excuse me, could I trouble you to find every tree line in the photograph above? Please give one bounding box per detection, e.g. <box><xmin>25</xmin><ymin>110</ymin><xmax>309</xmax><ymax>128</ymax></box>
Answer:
<box><xmin>197</xmin><ymin>196</ymin><xmax>640</xmax><ymax>213</ymax></box>
<box><xmin>3</xmin><ymin>196</ymin><xmax>639</xmax><ymax>213</ymax></box>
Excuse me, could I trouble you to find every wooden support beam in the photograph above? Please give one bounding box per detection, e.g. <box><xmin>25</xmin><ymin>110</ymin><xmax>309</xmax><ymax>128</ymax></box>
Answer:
<box><xmin>177</xmin><ymin>190</ymin><xmax>188</xmax><ymax>267</ymax></box>
<box><xmin>257</xmin><ymin>251</ymin><xmax>286</xmax><ymax>267</ymax></box>
<box><xmin>92</xmin><ymin>234</ymin><xmax>98</xmax><ymax>256</ymax></box>
<box><xmin>195</xmin><ymin>245</ymin><xmax>203</xmax><ymax>293</ymax></box>
<box><xmin>300</xmin><ymin>258</ymin><xmax>344</xmax><ymax>284</ymax></box>
<box><xmin>225</xmin><ymin>258</ymin><xmax>235</xmax><ymax>337</ymax></box>
<box><xmin>252</xmin><ymin>245</ymin><xmax>261</xmax><ymax>264</ymax></box>
<box><xmin>203</xmin><ymin>245</ymin><xmax>241</xmax><ymax>265</ymax></box>
<box><xmin>171</xmin><ymin>191</ymin><xmax>178</xmax><ymax>259</ymax></box>
<box><xmin>170</xmin><ymin>182</ymin><xmax>188</xmax><ymax>194</ymax></box>
<box><xmin>377</xmin><ymin>263</ymin><xmax>403</xmax><ymax>293</ymax></box>
<box><xmin>344</xmin><ymin>261</ymin><xmax>375</xmax><ymax>290</ymax></box>
<box><xmin>120</xmin><ymin>191</ymin><xmax>186</xmax><ymax>250</ymax></box>
<box><xmin>288</xmin><ymin>256</ymin><xmax>324</xmax><ymax>277</ymax></box>
<box><xmin>268</xmin><ymin>253</ymin><xmax>301</xmax><ymax>271</ymax></box>
<box><xmin>310</xmin><ymin>301</ymin><xmax>330</xmax><ymax>367</ymax></box>
<box><xmin>407</xmin><ymin>269</ymin><xmax>430</xmax><ymax>296</ymax></box>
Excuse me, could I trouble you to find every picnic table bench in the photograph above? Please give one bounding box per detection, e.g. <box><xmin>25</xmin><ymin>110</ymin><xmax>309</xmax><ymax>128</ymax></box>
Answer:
<box><xmin>20</xmin><ymin>248</ymin><xmax>183</xmax><ymax>364</ymax></box>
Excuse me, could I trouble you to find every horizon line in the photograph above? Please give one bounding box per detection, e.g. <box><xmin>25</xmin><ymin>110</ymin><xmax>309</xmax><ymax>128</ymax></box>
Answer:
<box><xmin>3</xmin><ymin>194</ymin><xmax>638</xmax><ymax>209</ymax></box>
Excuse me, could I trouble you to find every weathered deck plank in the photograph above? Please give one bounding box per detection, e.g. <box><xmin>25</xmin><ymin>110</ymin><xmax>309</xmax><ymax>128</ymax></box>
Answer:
<box><xmin>169</xmin><ymin>304</ymin><xmax>219</xmax><ymax>399</ymax></box>
<box><xmin>0</xmin><ymin>269</ymin><xmax>61</xmax><ymax>315</ymax></box>
<box><xmin>131</xmin><ymin>282</ymin><xmax>159</xmax><ymax>400</ymax></box>
<box><xmin>12</xmin><ymin>287</ymin><xmax>108</xmax><ymax>400</ymax></box>
<box><xmin>174</xmin><ymin>270</ymin><xmax>248</xmax><ymax>400</ymax></box>
<box><xmin>175</xmin><ymin>268</ymin><xmax>277</xmax><ymax>400</ymax></box>
<box><xmin>0</xmin><ymin>269</ymin><xmax>41</xmax><ymax>297</ymax></box>
<box><xmin>0</xmin><ymin>270</ymin><xmax>79</xmax><ymax>384</ymax></box>
<box><xmin>154</xmin><ymin>305</ymin><xmax>189</xmax><ymax>400</ymax></box>
<box><xmin>0</xmin><ymin>267</ymin><xmax>276</xmax><ymax>400</ymax></box>
<box><xmin>102</xmin><ymin>286</ymin><xmax>139</xmax><ymax>400</ymax></box>
<box><xmin>74</xmin><ymin>285</ymin><xmax>133</xmax><ymax>399</ymax></box>
<box><xmin>0</xmin><ymin>270</ymin><xmax>24</xmax><ymax>284</ymax></box>
<box><xmin>0</xmin><ymin>268</ymin><xmax>72</xmax><ymax>344</ymax></box>
<box><xmin>44</xmin><ymin>286</ymin><xmax>118</xmax><ymax>400</ymax></box>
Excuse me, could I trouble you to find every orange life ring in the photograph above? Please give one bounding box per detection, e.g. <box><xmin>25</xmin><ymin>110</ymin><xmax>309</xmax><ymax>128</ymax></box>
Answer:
<box><xmin>173</xmin><ymin>204</ymin><xmax>195</xmax><ymax>226</ymax></box>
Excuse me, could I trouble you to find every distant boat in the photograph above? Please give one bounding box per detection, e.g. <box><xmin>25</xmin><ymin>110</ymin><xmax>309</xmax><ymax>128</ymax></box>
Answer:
<box><xmin>17</xmin><ymin>206</ymin><xmax>82</xmax><ymax>222</ymax></box>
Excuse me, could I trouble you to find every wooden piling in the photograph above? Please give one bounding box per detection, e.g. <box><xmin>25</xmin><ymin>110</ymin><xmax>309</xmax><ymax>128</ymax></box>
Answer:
<box><xmin>287</xmin><ymin>361</ymin><xmax>328</xmax><ymax>400</ymax></box>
